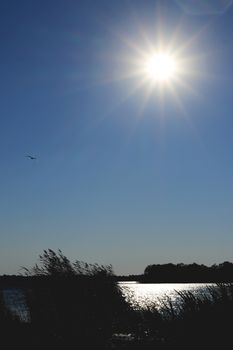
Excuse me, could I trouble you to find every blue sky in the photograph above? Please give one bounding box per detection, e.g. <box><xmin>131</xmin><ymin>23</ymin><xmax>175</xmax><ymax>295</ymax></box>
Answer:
<box><xmin>1</xmin><ymin>0</ymin><xmax>233</xmax><ymax>275</ymax></box>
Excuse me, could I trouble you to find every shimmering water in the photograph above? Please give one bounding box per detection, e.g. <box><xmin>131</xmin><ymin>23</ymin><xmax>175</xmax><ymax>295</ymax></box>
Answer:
<box><xmin>2</xmin><ymin>288</ymin><xmax>30</xmax><ymax>322</ymax></box>
<box><xmin>118</xmin><ymin>281</ymin><xmax>215</xmax><ymax>309</ymax></box>
<box><xmin>2</xmin><ymin>282</ymin><xmax>216</xmax><ymax>321</ymax></box>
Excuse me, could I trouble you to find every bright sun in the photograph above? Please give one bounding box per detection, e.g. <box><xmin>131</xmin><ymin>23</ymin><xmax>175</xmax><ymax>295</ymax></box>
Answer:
<box><xmin>108</xmin><ymin>19</ymin><xmax>200</xmax><ymax>117</ymax></box>
<box><xmin>144</xmin><ymin>53</ymin><xmax>177</xmax><ymax>82</ymax></box>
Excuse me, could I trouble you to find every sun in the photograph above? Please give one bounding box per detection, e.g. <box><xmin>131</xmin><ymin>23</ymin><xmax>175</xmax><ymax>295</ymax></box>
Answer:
<box><xmin>100</xmin><ymin>19</ymin><xmax>201</xmax><ymax>116</ymax></box>
<box><xmin>144</xmin><ymin>52</ymin><xmax>178</xmax><ymax>82</ymax></box>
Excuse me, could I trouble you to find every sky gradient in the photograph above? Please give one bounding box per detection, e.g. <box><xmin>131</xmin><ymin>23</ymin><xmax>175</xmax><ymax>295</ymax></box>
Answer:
<box><xmin>1</xmin><ymin>0</ymin><xmax>233</xmax><ymax>275</ymax></box>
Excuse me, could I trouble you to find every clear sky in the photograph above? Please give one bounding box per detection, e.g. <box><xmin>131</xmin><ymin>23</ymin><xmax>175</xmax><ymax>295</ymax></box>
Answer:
<box><xmin>1</xmin><ymin>0</ymin><xmax>233</xmax><ymax>275</ymax></box>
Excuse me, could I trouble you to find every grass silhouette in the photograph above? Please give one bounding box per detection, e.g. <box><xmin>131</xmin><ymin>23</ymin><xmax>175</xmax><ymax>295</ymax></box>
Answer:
<box><xmin>1</xmin><ymin>250</ymin><xmax>233</xmax><ymax>349</ymax></box>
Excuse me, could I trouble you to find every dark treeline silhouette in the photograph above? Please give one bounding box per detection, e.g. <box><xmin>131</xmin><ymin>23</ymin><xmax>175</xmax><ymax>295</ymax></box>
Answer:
<box><xmin>2</xmin><ymin>261</ymin><xmax>233</xmax><ymax>284</ymax></box>
<box><xmin>141</xmin><ymin>261</ymin><xmax>233</xmax><ymax>282</ymax></box>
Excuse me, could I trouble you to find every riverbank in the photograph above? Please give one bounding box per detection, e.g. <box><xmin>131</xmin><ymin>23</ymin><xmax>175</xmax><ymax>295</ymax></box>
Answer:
<box><xmin>1</xmin><ymin>251</ymin><xmax>233</xmax><ymax>349</ymax></box>
<box><xmin>1</xmin><ymin>282</ymin><xmax>233</xmax><ymax>349</ymax></box>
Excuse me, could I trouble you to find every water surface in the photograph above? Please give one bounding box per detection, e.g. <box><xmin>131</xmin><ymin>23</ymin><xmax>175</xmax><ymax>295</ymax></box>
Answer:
<box><xmin>118</xmin><ymin>281</ymin><xmax>215</xmax><ymax>309</ymax></box>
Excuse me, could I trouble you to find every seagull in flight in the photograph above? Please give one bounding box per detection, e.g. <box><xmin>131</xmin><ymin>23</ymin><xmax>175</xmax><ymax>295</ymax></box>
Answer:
<box><xmin>26</xmin><ymin>155</ymin><xmax>37</xmax><ymax>160</ymax></box>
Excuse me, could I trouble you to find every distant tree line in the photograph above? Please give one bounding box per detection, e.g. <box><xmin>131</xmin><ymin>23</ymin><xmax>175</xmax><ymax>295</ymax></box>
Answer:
<box><xmin>142</xmin><ymin>262</ymin><xmax>233</xmax><ymax>282</ymax></box>
<box><xmin>2</xmin><ymin>260</ymin><xmax>233</xmax><ymax>284</ymax></box>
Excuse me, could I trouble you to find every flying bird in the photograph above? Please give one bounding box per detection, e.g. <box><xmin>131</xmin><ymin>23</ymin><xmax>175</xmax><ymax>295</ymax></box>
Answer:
<box><xmin>26</xmin><ymin>155</ymin><xmax>37</xmax><ymax>160</ymax></box>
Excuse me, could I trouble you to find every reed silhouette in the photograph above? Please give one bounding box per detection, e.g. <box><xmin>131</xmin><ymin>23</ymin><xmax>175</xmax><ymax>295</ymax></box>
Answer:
<box><xmin>22</xmin><ymin>249</ymin><xmax>133</xmax><ymax>349</ymax></box>
<box><xmin>118</xmin><ymin>283</ymin><xmax>233</xmax><ymax>349</ymax></box>
<box><xmin>1</xmin><ymin>250</ymin><xmax>233</xmax><ymax>349</ymax></box>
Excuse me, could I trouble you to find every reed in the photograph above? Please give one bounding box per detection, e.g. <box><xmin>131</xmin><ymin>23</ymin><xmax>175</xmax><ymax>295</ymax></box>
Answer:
<box><xmin>130</xmin><ymin>283</ymin><xmax>233</xmax><ymax>349</ymax></box>
<box><xmin>1</xmin><ymin>251</ymin><xmax>233</xmax><ymax>349</ymax></box>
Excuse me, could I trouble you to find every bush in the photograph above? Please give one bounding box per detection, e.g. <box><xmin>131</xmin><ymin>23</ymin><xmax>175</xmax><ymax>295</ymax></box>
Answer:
<box><xmin>23</xmin><ymin>249</ymin><xmax>132</xmax><ymax>348</ymax></box>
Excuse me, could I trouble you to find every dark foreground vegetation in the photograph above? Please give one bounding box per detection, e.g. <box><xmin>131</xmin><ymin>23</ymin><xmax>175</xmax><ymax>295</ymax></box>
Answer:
<box><xmin>1</xmin><ymin>250</ymin><xmax>233</xmax><ymax>349</ymax></box>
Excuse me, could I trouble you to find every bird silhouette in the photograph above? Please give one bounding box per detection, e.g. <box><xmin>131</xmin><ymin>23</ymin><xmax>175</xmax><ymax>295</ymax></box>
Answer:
<box><xmin>26</xmin><ymin>155</ymin><xmax>37</xmax><ymax>160</ymax></box>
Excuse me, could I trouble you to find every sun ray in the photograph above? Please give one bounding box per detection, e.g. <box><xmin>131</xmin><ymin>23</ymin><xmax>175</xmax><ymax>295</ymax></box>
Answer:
<box><xmin>88</xmin><ymin>78</ymin><xmax>151</xmax><ymax>131</ymax></box>
<box><xmin>83</xmin><ymin>14</ymin><xmax>210</xmax><ymax>138</ymax></box>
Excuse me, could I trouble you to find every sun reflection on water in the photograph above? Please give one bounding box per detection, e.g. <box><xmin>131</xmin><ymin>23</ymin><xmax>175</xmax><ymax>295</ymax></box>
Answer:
<box><xmin>118</xmin><ymin>282</ymin><xmax>214</xmax><ymax>310</ymax></box>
